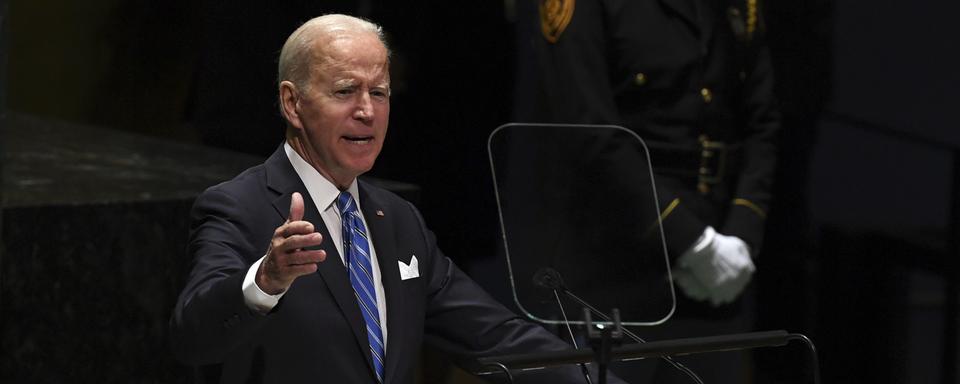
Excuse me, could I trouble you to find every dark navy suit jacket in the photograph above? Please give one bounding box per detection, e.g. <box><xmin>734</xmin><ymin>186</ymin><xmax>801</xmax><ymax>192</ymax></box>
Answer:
<box><xmin>171</xmin><ymin>146</ymin><xmax>593</xmax><ymax>383</ymax></box>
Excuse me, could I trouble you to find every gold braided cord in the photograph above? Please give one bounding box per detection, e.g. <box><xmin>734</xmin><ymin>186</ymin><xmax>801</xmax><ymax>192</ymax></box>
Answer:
<box><xmin>732</xmin><ymin>198</ymin><xmax>766</xmax><ymax>219</ymax></box>
<box><xmin>641</xmin><ymin>198</ymin><xmax>681</xmax><ymax>239</ymax></box>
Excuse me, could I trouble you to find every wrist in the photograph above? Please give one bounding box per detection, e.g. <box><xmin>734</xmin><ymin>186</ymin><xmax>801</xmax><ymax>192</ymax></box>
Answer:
<box><xmin>243</xmin><ymin>256</ymin><xmax>285</xmax><ymax>313</ymax></box>
<box><xmin>256</xmin><ymin>262</ymin><xmax>287</xmax><ymax>295</ymax></box>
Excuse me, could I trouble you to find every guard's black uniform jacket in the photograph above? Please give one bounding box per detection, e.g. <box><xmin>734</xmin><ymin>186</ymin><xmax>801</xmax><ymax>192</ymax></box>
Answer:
<box><xmin>516</xmin><ymin>0</ymin><xmax>780</xmax><ymax>256</ymax></box>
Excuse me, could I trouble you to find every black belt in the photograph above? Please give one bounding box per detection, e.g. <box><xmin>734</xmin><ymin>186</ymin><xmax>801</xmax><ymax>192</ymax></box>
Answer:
<box><xmin>646</xmin><ymin>136</ymin><xmax>741</xmax><ymax>194</ymax></box>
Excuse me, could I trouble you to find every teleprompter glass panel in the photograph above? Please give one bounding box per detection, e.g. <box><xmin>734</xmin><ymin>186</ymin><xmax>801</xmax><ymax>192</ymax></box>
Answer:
<box><xmin>488</xmin><ymin>123</ymin><xmax>675</xmax><ymax>326</ymax></box>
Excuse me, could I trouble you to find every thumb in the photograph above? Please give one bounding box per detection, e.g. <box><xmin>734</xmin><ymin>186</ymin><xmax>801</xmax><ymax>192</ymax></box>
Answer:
<box><xmin>289</xmin><ymin>192</ymin><xmax>305</xmax><ymax>222</ymax></box>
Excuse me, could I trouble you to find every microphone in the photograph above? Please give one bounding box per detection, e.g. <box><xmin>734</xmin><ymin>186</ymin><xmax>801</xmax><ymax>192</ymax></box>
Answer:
<box><xmin>531</xmin><ymin>267</ymin><xmax>595</xmax><ymax>384</ymax></box>
<box><xmin>528</xmin><ymin>266</ymin><xmax>708</xmax><ymax>384</ymax></box>
<box><xmin>532</xmin><ymin>267</ymin><xmax>566</xmax><ymax>291</ymax></box>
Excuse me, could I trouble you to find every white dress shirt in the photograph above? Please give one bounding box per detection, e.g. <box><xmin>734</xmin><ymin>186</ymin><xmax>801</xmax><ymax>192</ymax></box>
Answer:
<box><xmin>241</xmin><ymin>143</ymin><xmax>388</xmax><ymax>347</ymax></box>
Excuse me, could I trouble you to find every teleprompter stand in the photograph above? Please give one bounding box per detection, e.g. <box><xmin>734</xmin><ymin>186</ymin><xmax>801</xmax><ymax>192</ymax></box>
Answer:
<box><xmin>585</xmin><ymin>308</ymin><xmax>623</xmax><ymax>384</ymax></box>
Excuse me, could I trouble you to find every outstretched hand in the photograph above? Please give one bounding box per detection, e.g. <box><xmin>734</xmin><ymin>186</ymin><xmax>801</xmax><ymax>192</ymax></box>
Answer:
<box><xmin>256</xmin><ymin>192</ymin><xmax>326</xmax><ymax>295</ymax></box>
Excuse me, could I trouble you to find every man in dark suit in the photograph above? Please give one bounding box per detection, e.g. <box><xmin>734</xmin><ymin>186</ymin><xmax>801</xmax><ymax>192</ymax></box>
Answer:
<box><xmin>170</xmin><ymin>14</ymin><xmax>612</xmax><ymax>384</ymax></box>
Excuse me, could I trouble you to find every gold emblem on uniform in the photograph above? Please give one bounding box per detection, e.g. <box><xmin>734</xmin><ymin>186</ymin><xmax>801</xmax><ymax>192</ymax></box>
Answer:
<box><xmin>540</xmin><ymin>0</ymin><xmax>574</xmax><ymax>43</ymax></box>
<box><xmin>727</xmin><ymin>0</ymin><xmax>759</xmax><ymax>42</ymax></box>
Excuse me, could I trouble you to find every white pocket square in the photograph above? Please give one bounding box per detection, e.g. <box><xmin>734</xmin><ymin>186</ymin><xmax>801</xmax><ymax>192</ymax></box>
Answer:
<box><xmin>398</xmin><ymin>255</ymin><xmax>419</xmax><ymax>280</ymax></box>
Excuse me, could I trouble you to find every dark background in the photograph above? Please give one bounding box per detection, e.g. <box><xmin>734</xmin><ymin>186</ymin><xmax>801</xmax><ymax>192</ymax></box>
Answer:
<box><xmin>2</xmin><ymin>0</ymin><xmax>959</xmax><ymax>383</ymax></box>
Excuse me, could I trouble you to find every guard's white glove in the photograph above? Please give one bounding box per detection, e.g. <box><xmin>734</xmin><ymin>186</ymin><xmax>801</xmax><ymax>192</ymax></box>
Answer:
<box><xmin>673</xmin><ymin>226</ymin><xmax>755</xmax><ymax>306</ymax></box>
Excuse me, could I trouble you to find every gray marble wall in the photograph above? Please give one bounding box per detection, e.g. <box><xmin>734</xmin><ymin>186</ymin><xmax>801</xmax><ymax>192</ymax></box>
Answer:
<box><xmin>2</xmin><ymin>200</ymin><xmax>196</xmax><ymax>382</ymax></box>
<box><xmin>2</xmin><ymin>114</ymin><xmax>269</xmax><ymax>382</ymax></box>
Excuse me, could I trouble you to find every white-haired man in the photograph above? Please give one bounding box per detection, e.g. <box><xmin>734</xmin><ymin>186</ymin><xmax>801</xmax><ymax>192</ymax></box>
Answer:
<box><xmin>171</xmin><ymin>14</ymin><xmax>617</xmax><ymax>383</ymax></box>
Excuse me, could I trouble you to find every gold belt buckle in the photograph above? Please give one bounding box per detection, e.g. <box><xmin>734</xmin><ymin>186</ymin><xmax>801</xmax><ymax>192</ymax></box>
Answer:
<box><xmin>697</xmin><ymin>135</ymin><xmax>727</xmax><ymax>194</ymax></box>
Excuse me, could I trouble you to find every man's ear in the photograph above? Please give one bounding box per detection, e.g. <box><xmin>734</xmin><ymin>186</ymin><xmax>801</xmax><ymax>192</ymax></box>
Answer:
<box><xmin>279</xmin><ymin>81</ymin><xmax>304</xmax><ymax>130</ymax></box>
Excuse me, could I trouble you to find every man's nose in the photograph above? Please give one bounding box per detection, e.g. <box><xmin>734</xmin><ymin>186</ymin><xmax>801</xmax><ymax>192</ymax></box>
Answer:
<box><xmin>353</xmin><ymin>93</ymin><xmax>374</xmax><ymax>121</ymax></box>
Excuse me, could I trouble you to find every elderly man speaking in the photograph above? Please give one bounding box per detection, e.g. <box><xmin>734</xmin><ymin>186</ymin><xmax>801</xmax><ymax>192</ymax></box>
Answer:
<box><xmin>170</xmin><ymin>14</ymin><xmax>612</xmax><ymax>384</ymax></box>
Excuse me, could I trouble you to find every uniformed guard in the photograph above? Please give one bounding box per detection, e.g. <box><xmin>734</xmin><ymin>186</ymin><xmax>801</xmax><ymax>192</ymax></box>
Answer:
<box><xmin>515</xmin><ymin>0</ymin><xmax>780</xmax><ymax>381</ymax></box>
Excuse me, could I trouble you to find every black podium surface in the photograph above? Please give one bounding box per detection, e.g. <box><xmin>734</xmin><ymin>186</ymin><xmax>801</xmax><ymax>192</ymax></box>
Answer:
<box><xmin>0</xmin><ymin>114</ymin><xmax>418</xmax><ymax>382</ymax></box>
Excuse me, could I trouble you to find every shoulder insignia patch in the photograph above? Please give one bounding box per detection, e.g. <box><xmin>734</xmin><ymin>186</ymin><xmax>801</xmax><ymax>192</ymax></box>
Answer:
<box><xmin>540</xmin><ymin>0</ymin><xmax>575</xmax><ymax>43</ymax></box>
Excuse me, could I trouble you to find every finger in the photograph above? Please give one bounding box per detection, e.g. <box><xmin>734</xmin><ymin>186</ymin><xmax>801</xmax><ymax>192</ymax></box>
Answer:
<box><xmin>689</xmin><ymin>285</ymin><xmax>710</xmax><ymax>301</ymax></box>
<box><xmin>285</xmin><ymin>262</ymin><xmax>319</xmax><ymax>277</ymax></box>
<box><xmin>674</xmin><ymin>270</ymin><xmax>709</xmax><ymax>300</ymax></box>
<box><xmin>289</xmin><ymin>192</ymin><xmax>305</xmax><ymax>222</ymax></box>
<box><xmin>683</xmin><ymin>284</ymin><xmax>709</xmax><ymax>301</ymax></box>
<box><xmin>673</xmin><ymin>273</ymin><xmax>696</xmax><ymax>294</ymax></box>
<box><xmin>690</xmin><ymin>263</ymin><xmax>724</xmax><ymax>290</ymax></box>
<box><xmin>284</xmin><ymin>249</ymin><xmax>327</xmax><ymax>266</ymax></box>
<box><xmin>715</xmin><ymin>278</ymin><xmax>748</xmax><ymax>304</ymax></box>
<box><xmin>277</xmin><ymin>233</ymin><xmax>324</xmax><ymax>252</ymax></box>
<box><xmin>279</xmin><ymin>220</ymin><xmax>316</xmax><ymax>238</ymax></box>
<box><xmin>714</xmin><ymin>286</ymin><xmax>734</xmax><ymax>304</ymax></box>
<box><xmin>717</xmin><ymin>284</ymin><xmax>741</xmax><ymax>305</ymax></box>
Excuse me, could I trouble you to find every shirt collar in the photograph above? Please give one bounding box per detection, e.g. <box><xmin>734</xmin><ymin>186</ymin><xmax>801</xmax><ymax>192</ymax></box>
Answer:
<box><xmin>283</xmin><ymin>142</ymin><xmax>360</xmax><ymax>213</ymax></box>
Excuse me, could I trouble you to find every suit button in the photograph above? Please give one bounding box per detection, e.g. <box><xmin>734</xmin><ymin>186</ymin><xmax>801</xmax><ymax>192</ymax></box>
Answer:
<box><xmin>634</xmin><ymin>72</ymin><xmax>647</xmax><ymax>86</ymax></box>
<box><xmin>700</xmin><ymin>88</ymin><xmax>713</xmax><ymax>103</ymax></box>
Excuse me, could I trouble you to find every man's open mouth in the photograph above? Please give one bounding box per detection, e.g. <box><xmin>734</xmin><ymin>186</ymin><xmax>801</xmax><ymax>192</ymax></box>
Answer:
<box><xmin>343</xmin><ymin>135</ymin><xmax>373</xmax><ymax>144</ymax></box>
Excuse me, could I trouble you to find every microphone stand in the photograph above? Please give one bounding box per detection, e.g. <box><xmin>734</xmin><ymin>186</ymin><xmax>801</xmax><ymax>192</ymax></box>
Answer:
<box><xmin>584</xmin><ymin>308</ymin><xmax>623</xmax><ymax>384</ymax></box>
<box><xmin>480</xmin><ymin>268</ymin><xmax>814</xmax><ymax>383</ymax></box>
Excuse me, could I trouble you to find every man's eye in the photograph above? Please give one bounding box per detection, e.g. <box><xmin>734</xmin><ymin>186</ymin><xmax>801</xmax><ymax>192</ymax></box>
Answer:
<box><xmin>371</xmin><ymin>90</ymin><xmax>388</xmax><ymax>99</ymax></box>
<box><xmin>334</xmin><ymin>89</ymin><xmax>354</xmax><ymax>97</ymax></box>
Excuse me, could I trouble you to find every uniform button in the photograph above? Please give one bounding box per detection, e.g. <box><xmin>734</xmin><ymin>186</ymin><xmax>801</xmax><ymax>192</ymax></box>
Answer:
<box><xmin>634</xmin><ymin>72</ymin><xmax>647</xmax><ymax>86</ymax></box>
<box><xmin>700</xmin><ymin>88</ymin><xmax>713</xmax><ymax>103</ymax></box>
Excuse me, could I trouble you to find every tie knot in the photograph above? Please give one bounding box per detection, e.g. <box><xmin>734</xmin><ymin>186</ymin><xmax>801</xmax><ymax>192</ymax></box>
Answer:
<box><xmin>336</xmin><ymin>191</ymin><xmax>357</xmax><ymax>216</ymax></box>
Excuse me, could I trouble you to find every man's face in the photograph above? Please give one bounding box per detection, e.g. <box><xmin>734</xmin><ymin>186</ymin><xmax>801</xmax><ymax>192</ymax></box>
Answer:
<box><xmin>290</xmin><ymin>32</ymin><xmax>390</xmax><ymax>187</ymax></box>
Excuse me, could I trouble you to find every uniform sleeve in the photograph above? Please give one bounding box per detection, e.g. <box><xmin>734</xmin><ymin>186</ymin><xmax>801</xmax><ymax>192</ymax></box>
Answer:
<box><xmin>721</xmin><ymin>26</ymin><xmax>781</xmax><ymax>253</ymax></box>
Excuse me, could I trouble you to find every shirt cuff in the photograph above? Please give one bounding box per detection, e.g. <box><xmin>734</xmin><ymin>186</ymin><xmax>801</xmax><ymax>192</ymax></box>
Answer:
<box><xmin>242</xmin><ymin>255</ymin><xmax>285</xmax><ymax>314</ymax></box>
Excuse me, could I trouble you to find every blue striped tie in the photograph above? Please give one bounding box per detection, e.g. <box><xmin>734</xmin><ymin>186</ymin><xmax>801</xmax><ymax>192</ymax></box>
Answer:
<box><xmin>337</xmin><ymin>191</ymin><xmax>385</xmax><ymax>382</ymax></box>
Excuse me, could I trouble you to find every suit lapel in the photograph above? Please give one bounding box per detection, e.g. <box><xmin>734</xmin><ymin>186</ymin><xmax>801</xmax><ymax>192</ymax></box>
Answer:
<box><xmin>264</xmin><ymin>146</ymin><xmax>377</xmax><ymax>378</ymax></box>
<box><xmin>359</xmin><ymin>182</ymin><xmax>406</xmax><ymax>384</ymax></box>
